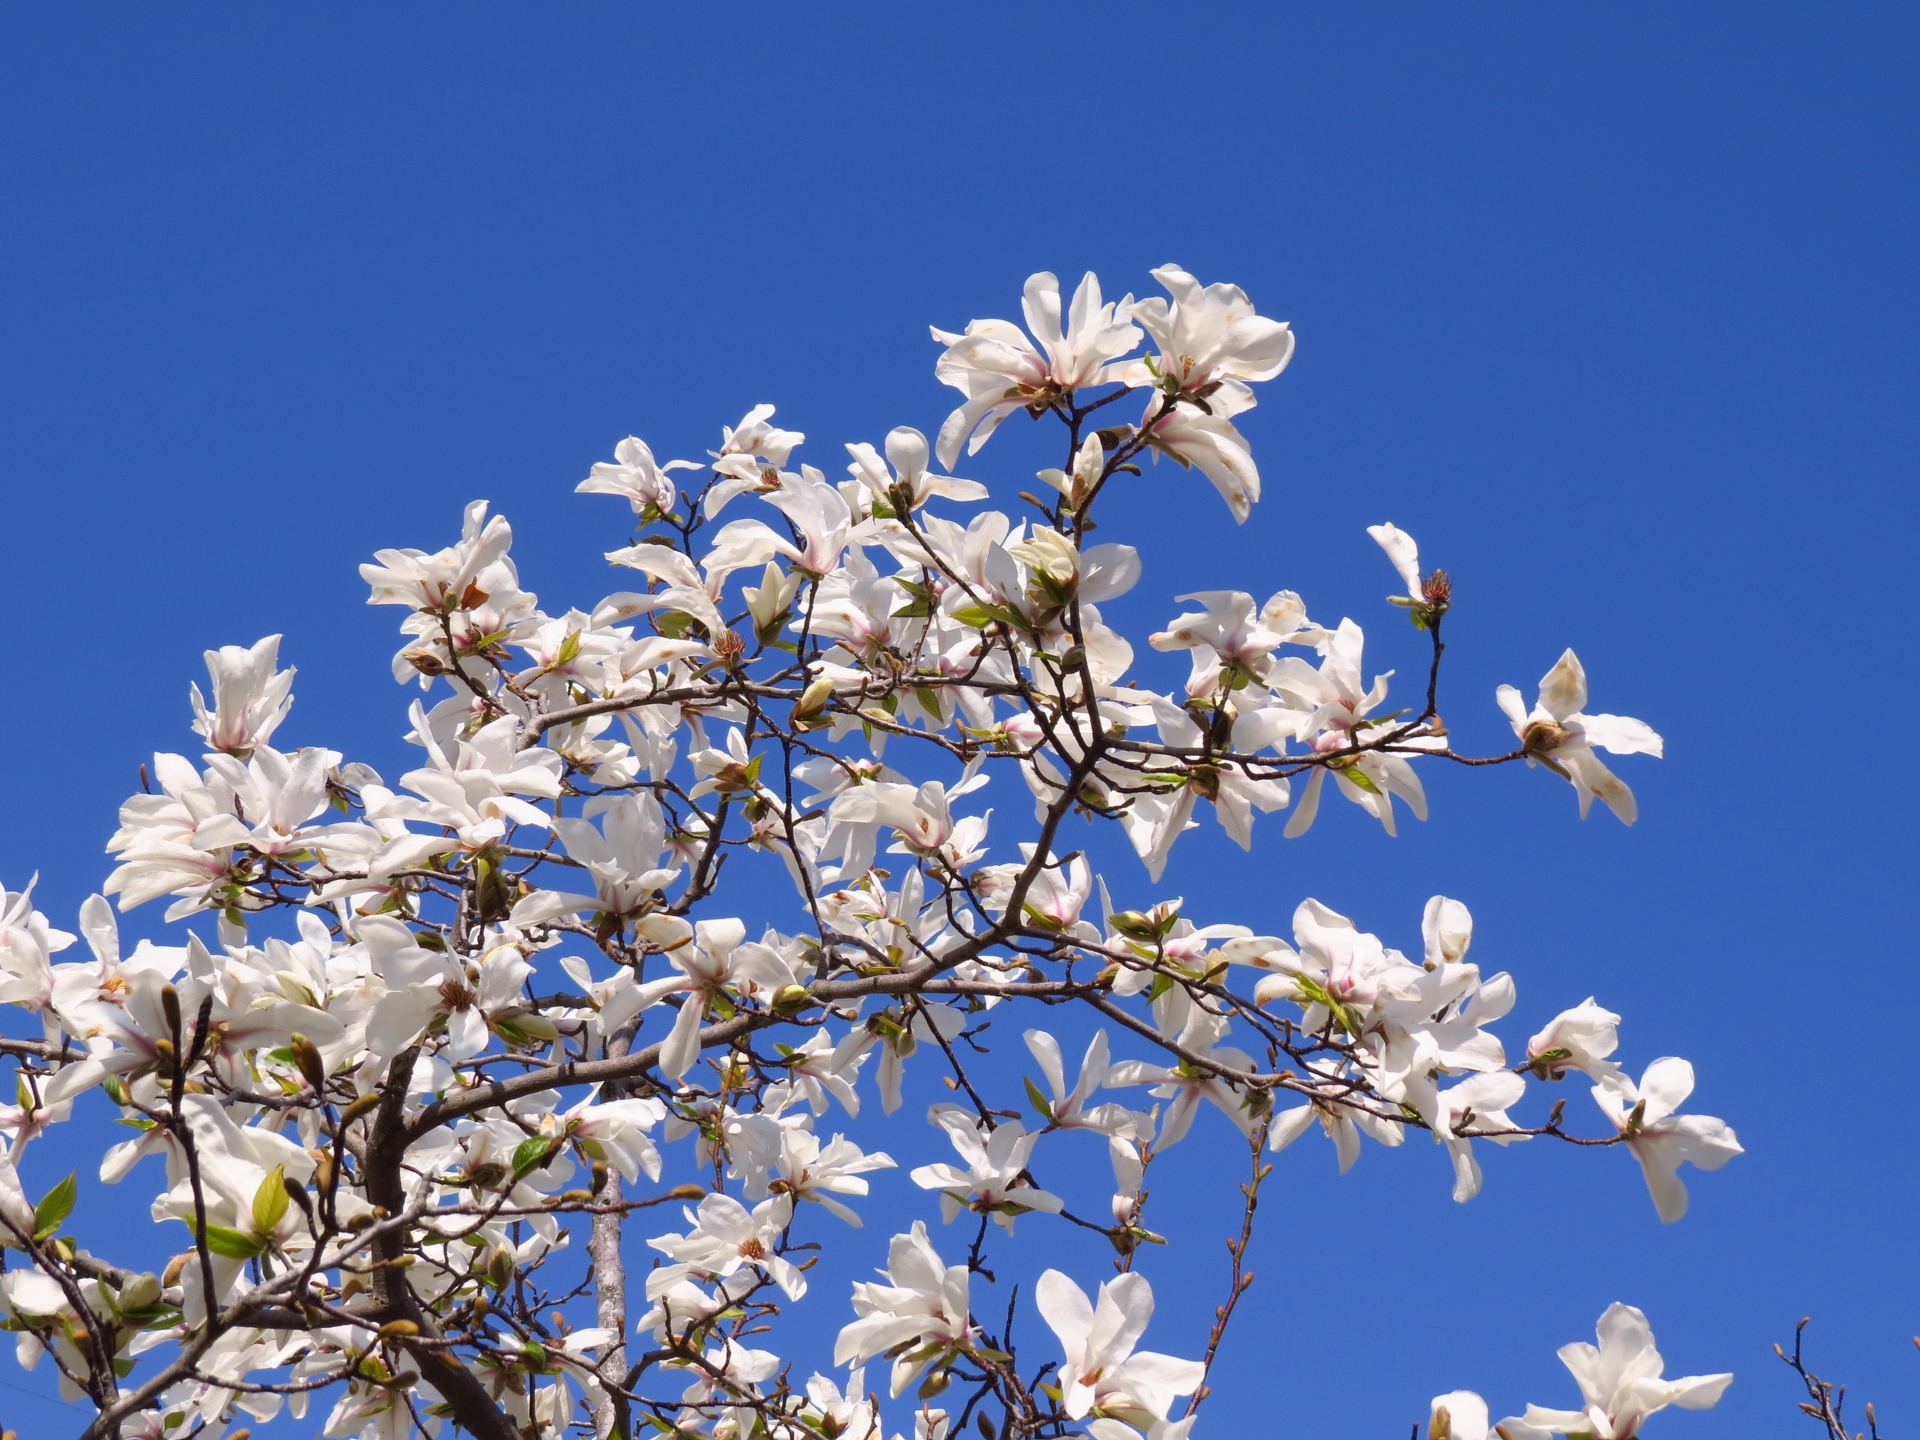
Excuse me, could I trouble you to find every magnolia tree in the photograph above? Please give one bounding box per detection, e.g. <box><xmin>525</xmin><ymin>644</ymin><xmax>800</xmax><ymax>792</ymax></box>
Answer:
<box><xmin>0</xmin><ymin>266</ymin><xmax>1753</xmax><ymax>1440</ymax></box>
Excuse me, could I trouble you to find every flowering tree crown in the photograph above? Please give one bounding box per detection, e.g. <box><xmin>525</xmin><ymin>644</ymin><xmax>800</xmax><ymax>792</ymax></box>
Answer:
<box><xmin>0</xmin><ymin>266</ymin><xmax>1737</xmax><ymax>1440</ymax></box>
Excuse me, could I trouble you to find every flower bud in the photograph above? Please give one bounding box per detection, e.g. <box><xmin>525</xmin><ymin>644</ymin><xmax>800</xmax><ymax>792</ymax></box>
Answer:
<box><xmin>289</xmin><ymin>1033</ymin><xmax>328</xmax><ymax>1092</ymax></box>
<box><xmin>340</xmin><ymin>1091</ymin><xmax>383</xmax><ymax>1125</ymax></box>
<box><xmin>771</xmin><ymin>984</ymin><xmax>814</xmax><ymax>1015</ymax></box>
<box><xmin>792</xmin><ymin>674</ymin><xmax>834</xmax><ymax>725</ymax></box>
<box><xmin>485</xmin><ymin>1247</ymin><xmax>516</xmax><ymax>1290</ymax></box>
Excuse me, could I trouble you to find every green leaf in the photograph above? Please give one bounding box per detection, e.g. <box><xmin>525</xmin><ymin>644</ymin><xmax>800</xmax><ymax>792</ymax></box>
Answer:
<box><xmin>950</xmin><ymin>605</ymin><xmax>995</xmax><ymax>629</ymax></box>
<box><xmin>251</xmin><ymin>1165</ymin><xmax>289</xmax><ymax>1238</ymax></box>
<box><xmin>1022</xmin><ymin>1076</ymin><xmax>1055</xmax><ymax>1123</ymax></box>
<box><xmin>1291</xmin><ymin>974</ymin><xmax>1357</xmax><ymax>1036</ymax></box>
<box><xmin>201</xmin><ymin>1223</ymin><xmax>267</xmax><ymax>1260</ymax></box>
<box><xmin>32</xmin><ymin>1173</ymin><xmax>75</xmax><ymax>1244</ymax></box>
<box><xmin>1335</xmin><ymin>763</ymin><xmax>1383</xmax><ymax>796</ymax></box>
<box><xmin>512</xmin><ymin>1137</ymin><xmax>558</xmax><ymax>1180</ymax></box>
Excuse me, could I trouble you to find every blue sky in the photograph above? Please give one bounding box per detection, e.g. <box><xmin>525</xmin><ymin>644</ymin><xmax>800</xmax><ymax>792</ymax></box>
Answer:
<box><xmin>1</xmin><ymin>5</ymin><xmax>1916</xmax><ymax>1436</ymax></box>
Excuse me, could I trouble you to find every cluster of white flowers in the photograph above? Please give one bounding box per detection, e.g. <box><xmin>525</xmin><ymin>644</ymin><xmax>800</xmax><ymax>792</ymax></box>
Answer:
<box><xmin>0</xmin><ymin>266</ymin><xmax>1736</xmax><ymax>1440</ymax></box>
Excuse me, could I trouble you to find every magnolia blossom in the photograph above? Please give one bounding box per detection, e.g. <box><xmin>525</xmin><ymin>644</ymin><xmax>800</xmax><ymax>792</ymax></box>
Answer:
<box><xmin>846</xmin><ymin>427</ymin><xmax>989</xmax><ymax>513</ymax></box>
<box><xmin>633</xmin><ymin>914</ymin><xmax>802</xmax><ymax>1080</ymax></box>
<box><xmin>1022</xmin><ymin>1029</ymin><xmax>1147</xmax><ymax>1138</ymax></box>
<box><xmin>1277</xmin><ymin>619</ymin><xmax>1439</xmax><ymax>838</ymax></box>
<box><xmin>910</xmin><ymin>1106</ymin><xmax>1063</xmax><ymax>1231</ymax></box>
<box><xmin>1123</xmin><ymin>263</ymin><xmax>1296</xmax><ymax>407</ymax></box>
<box><xmin>190</xmin><ymin>634</ymin><xmax>295</xmax><ymax>756</ymax></box>
<box><xmin>1515</xmin><ymin>1303</ymin><xmax>1732</xmax><ymax>1438</ymax></box>
<box><xmin>648</xmin><ymin>1192</ymin><xmax>808</xmax><ymax>1300</ymax></box>
<box><xmin>768</xmin><ymin>1127</ymin><xmax>895</xmax><ymax>1224</ymax></box>
<box><xmin>1592</xmin><ymin>1060</ymin><xmax>1742</xmax><ymax>1223</ymax></box>
<box><xmin>931</xmin><ymin>271</ymin><xmax>1141</xmax><ymax>466</ymax></box>
<box><xmin>1434</xmin><ymin>1069</ymin><xmax>1529</xmax><ymax>1203</ymax></box>
<box><xmin>509</xmin><ymin>791</ymin><xmax>679</xmax><ymax>926</ymax></box>
<box><xmin>1527</xmin><ymin>998</ymin><xmax>1624</xmax><ymax>1081</ymax></box>
<box><xmin>1428</xmin><ymin>1391</ymin><xmax>1491</xmax><ymax>1440</ymax></box>
<box><xmin>1497</xmin><ymin>650</ymin><xmax>1663</xmax><ymax>824</ymax></box>
<box><xmin>1105</xmin><ymin>1001</ymin><xmax>1261</xmax><ymax>1149</ymax></box>
<box><xmin>1035</xmin><ymin>1269</ymin><xmax>1203</xmax><ymax>1440</ymax></box>
<box><xmin>836</xmin><ymin>1221</ymin><xmax>976</xmax><ymax>1397</ymax></box>
<box><xmin>578</xmin><ymin>435</ymin><xmax>701</xmax><ymax>517</ymax></box>
<box><xmin>1142</xmin><ymin>396</ymin><xmax>1262</xmax><ymax>524</ymax></box>
<box><xmin>1267</xmin><ymin>1059</ymin><xmax>1405</xmax><ymax>1173</ymax></box>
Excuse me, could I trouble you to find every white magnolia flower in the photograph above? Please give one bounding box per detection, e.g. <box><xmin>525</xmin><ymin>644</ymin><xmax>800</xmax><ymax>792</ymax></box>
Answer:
<box><xmin>1428</xmin><ymin>1391</ymin><xmax>1491</xmax><ymax>1440</ymax></box>
<box><xmin>782</xmin><ymin>1026</ymin><xmax>873</xmax><ymax>1117</ymax></box>
<box><xmin>577</xmin><ymin>435</ymin><xmax>701</xmax><ymax>517</ymax></box>
<box><xmin>910</xmin><ymin>1107</ymin><xmax>1063</xmax><ymax>1232</ymax></box>
<box><xmin>1123</xmin><ymin>263</ymin><xmax>1295</xmax><ymax>409</ymax></box>
<box><xmin>1022</xmin><ymin>1029</ymin><xmax>1148</xmax><ymax>1138</ymax></box>
<box><xmin>835</xmin><ymin>1221</ymin><xmax>976</xmax><ymax>1397</ymax></box>
<box><xmin>509</xmin><ymin>791</ymin><xmax>679</xmax><ymax>926</ymax></box>
<box><xmin>633</xmin><ymin>914</ymin><xmax>801</xmax><ymax>1080</ymax></box>
<box><xmin>845</xmin><ymin>427</ymin><xmax>989</xmax><ymax>514</ymax></box>
<box><xmin>1497</xmin><ymin>650</ymin><xmax>1663</xmax><ymax>824</ymax></box>
<box><xmin>767</xmin><ymin>1127</ymin><xmax>894</xmax><ymax>1225</ymax></box>
<box><xmin>1034</xmin><ymin>1268</ymin><xmax>1203</xmax><ymax>1439</ymax></box>
<box><xmin>1266</xmin><ymin>1058</ymin><xmax>1404</xmax><ymax>1174</ymax></box>
<box><xmin>1434</xmin><ymin>1069</ymin><xmax>1529</xmax><ymax>1203</ymax></box>
<box><xmin>1277</xmin><ymin>619</ymin><xmax>1439</xmax><ymax>838</ymax></box>
<box><xmin>1527</xmin><ymin>998</ymin><xmax>1623</xmax><ymax>1081</ymax></box>
<box><xmin>648</xmin><ymin>1192</ymin><xmax>807</xmax><ymax>1301</ymax></box>
<box><xmin>190</xmin><ymin>634</ymin><xmax>295</xmax><ymax>756</ymax></box>
<box><xmin>931</xmin><ymin>270</ymin><xmax>1141</xmax><ymax>466</ymax></box>
<box><xmin>1516</xmin><ymin>1303</ymin><xmax>1732</xmax><ymax>1438</ymax></box>
<box><xmin>718</xmin><ymin>403</ymin><xmax>805</xmax><ymax>466</ymax></box>
<box><xmin>1142</xmin><ymin>394</ymin><xmax>1263</xmax><ymax>523</ymax></box>
<box><xmin>1104</xmin><ymin>1002</ymin><xmax>1261</xmax><ymax>1149</ymax></box>
<box><xmin>1592</xmin><ymin>1060</ymin><xmax>1742</xmax><ymax>1223</ymax></box>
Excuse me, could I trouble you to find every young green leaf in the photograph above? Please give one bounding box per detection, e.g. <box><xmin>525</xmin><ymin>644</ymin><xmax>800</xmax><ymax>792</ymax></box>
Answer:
<box><xmin>32</xmin><ymin>1172</ymin><xmax>76</xmax><ymax>1244</ymax></box>
<box><xmin>251</xmin><ymin>1164</ymin><xmax>289</xmax><ymax>1237</ymax></box>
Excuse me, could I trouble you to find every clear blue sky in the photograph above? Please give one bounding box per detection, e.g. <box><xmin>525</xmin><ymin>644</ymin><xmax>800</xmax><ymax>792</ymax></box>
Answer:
<box><xmin>1</xmin><ymin>6</ymin><xmax>1915</xmax><ymax>1436</ymax></box>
